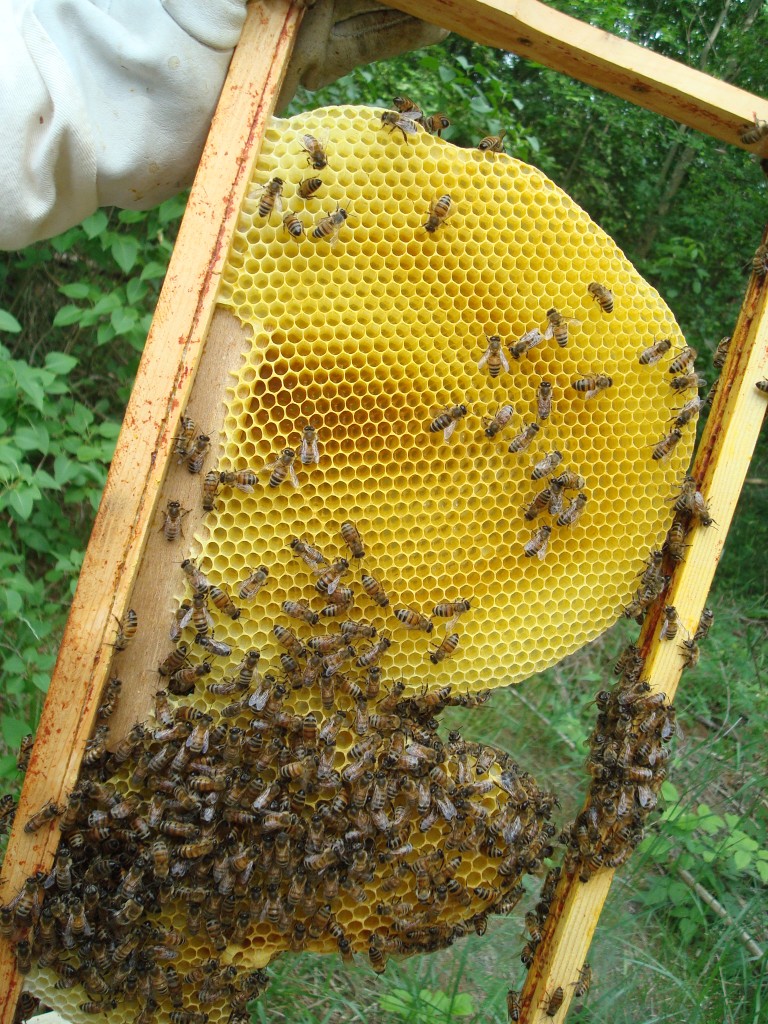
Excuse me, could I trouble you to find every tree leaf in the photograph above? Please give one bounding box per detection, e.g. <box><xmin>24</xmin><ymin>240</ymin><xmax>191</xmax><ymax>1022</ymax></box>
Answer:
<box><xmin>0</xmin><ymin>309</ymin><xmax>22</xmax><ymax>333</ymax></box>
<box><xmin>81</xmin><ymin>210</ymin><xmax>109</xmax><ymax>239</ymax></box>
<box><xmin>53</xmin><ymin>304</ymin><xmax>85</xmax><ymax>328</ymax></box>
<box><xmin>44</xmin><ymin>352</ymin><xmax>78</xmax><ymax>375</ymax></box>
<box><xmin>111</xmin><ymin>234</ymin><xmax>140</xmax><ymax>274</ymax></box>
<box><xmin>14</xmin><ymin>423</ymin><xmax>50</xmax><ymax>454</ymax></box>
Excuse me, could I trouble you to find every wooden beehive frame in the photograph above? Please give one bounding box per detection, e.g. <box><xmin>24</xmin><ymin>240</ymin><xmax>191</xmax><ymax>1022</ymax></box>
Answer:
<box><xmin>0</xmin><ymin>1</ymin><xmax>766</xmax><ymax>1020</ymax></box>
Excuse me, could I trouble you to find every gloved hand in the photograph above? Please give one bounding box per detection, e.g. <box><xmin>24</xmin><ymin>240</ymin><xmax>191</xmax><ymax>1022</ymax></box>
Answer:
<box><xmin>277</xmin><ymin>1</ymin><xmax>449</xmax><ymax>111</ymax></box>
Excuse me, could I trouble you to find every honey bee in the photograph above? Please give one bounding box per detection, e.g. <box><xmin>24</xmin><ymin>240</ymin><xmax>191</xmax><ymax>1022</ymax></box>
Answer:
<box><xmin>523</xmin><ymin>486</ymin><xmax>550</xmax><ymax>521</ymax></box>
<box><xmin>219</xmin><ymin>469</ymin><xmax>258</xmax><ymax>493</ymax></box>
<box><xmin>432</xmin><ymin>598</ymin><xmax>470</xmax><ymax>631</ymax></box>
<box><xmin>196</xmin><ymin>634</ymin><xmax>233</xmax><ymax>657</ymax></box>
<box><xmin>571</xmin><ymin>373</ymin><xmax>613</xmax><ymax>399</ymax></box>
<box><xmin>274</xmin><ymin>624</ymin><xmax>306</xmax><ymax>660</ymax></box>
<box><xmin>238</xmin><ymin>565</ymin><xmax>269</xmax><ymax>600</ymax></box>
<box><xmin>752</xmin><ymin>242</ymin><xmax>768</xmax><ymax>277</ymax></box>
<box><xmin>280</xmin><ymin>210</ymin><xmax>301</xmax><ymax>242</ymax></box>
<box><xmin>282</xmin><ymin>600</ymin><xmax>319</xmax><ymax>626</ymax></box>
<box><xmin>202</xmin><ymin>469</ymin><xmax>220</xmax><ymax>512</ymax></box>
<box><xmin>422</xmin><ymin>113</ymin><xmax>451</xmax><ymax>136</ymax></box>
<box><xmin>252</xmin><ymin>176</ymin><xmax>284</xmax><ymax>219</ymax></box>
<box><xmin>381</xmin><ymin>108</ymin><xmax>422</xmax><ymax>140</ymax></box>
<box><xmin>660</xmin><ymin>605</ymin><xmax>681</xmax><ymax>640</ymax></box>
<box><xmin>673</xmin><ymin>395</ymin><xmax>704</xmax><ymax>427</ymax></box>
<box><xmin>740</xmin><ymin>115</ymin><xmax>768</xmax><ymax>144</ymax></box>
<box><xmin>506</xmin><ymin>989</ymin><xmax>521</xmax><ymax>1021</ymax></box>
<box><xmin>694</xmin><ymin>607</ymin><xmax>714</xmax><ymax>642</ymax></box>
<box><xmin>158</xmin><ymin>643</ymin><xmax>190</xmax><ymax>677</ymax></box>
<box><xmin>663</xmin><ymin>514</ymin><xmax>688</xmax><ymax>565</ymax></box>
<box><xmin>423</xmin><ymin>194</ymin><xmax>453</xmax><ymax>233</ymax></box>
<box><xmin>477</xmin><ymin>130</ymin><xmax>506</xmax><ymax>152</ymax></box>
<box><xmin>290</xmin><ymin>535</ymin><xmax>327</xmax><ymax>568</ymax></box>
<box><xmin>312</xmin><ymin>204</ymin><xmax>349</xmax><ymax>247</ymax></box>
<box><xmin>531</xmin><ymin>450</ymin><xmax>563</xmax><ymax>480</ymax></box>
<box><xmin>172</xmin><ymin>415</ymin><xmax>196</xmax><ymax>460</ymax></box>
<box><xmin>181</xmin><ymin>557</ymin><xmax>210</xmax><ymax>593</ymax></box>
<box><xmin>429</xmin><ymin>632</ymin><xmax>459</xmax><ymax>665</ymax></box>
<box><xmin>361</xmin><ymin>571</ymin><xmax>390</xmax><ymax>607</ymax></box>
<box><xmin>312</xmin><ymin>557</ymin><xmax>349</xmax><ymax>597</ymax></box>
<box><xmin>556</xmin><ymin>492</ymin><xmax>587</xmax><ymax>527</ymax></box>
<box><xmin>553</xmin><ymin>471</ymin><xmax>586</xmax><ymax>490</ymax></box>
<box><xmin>508</xmin><ymin>327</ymin><xmax>543</xmax><ymax>360</ymax></box>
<box><xmin>321</xmin><ymin>585</ymin><xmax>354</xmax><ymax>615</ymax></box>
<box><xmin>299</xmin><ymin>423</ymin><xmax>320</xmax><ymax>465</ymax></box>
<box><xmin>24</xmin><ymin>799</ymin><xmax>61</xmax><ymax>833</ymax></box>
<box><xmin>111</xmin><ymin>608</ymin><xmax>138</xmax><ymax>650</ymax></box>
<box><xmin>651</xmin><ymin>428</ymin><xmax>682</xmax><ymax>461</ymax></box>
<box><xmin>508</xmin><ymin>421</ymin><xmax>540</xmax><ymax>453</ymax></box>
<box><xmin>669</xmin><ymin>346</ymin><xmax>698</xmax><ymax>374</ymax></box>
<box><xmin>340</xmin><ymin>520</ymin><xmax>365</xmax><ymax>558</ymax></box>
<box><xmin>15</xmin><ymin>733</ymin><xmax>34</xmax><ymax>770</ymax></box>
<box><xmin>483</xmin><ymin>403</ymin><xmax>514</xmax><ymax>439</ymax></box>
<box><xmin>394</xmin><ymin>607</ymin><xmax>433</xmax><ymax>633</ymax></box>
<box><xmin>264</xmin><ymin>447</ymin><xmax>299</xmax><ymax>488</ymax></box>
<box><xmin>680</xmin><ymin>638</ymin><xmax>700</xmax><ymax>669</ymax></box>
<box><xmin>208</xmin><ymin>584</ymin><xmax>240</xmax><ymax>620</ymax></box>
<box><xmin>185</xmin><ymin>434</ymin><xmax>211</xmax><ymax>474</ymax></box>
<box><xmin>169</xmin><ymin>662</ymin><xmax>211</xmax><ymax>695</ymax></box>
<box><xmin>712</xmin><ymin>336</ymin><xmax>731</xmax><ymax>369</ymax></box>
<box><xmin>478</xmin><ymin>334</ymin><xmax>510</xmax><ymax>377</ymax></box>
<box><xmin>574</xmin><ymin>963</ymin><xmax>593</xmax><ymax>998</ymax></box>
<box><xmin>588</xmin><ymin>281</ymin><xmax>614</xmax><ymax>313</ymax></box>
<box><xmin>756</xmin><ymin>379</ymin><xmax>768</xmax><ymax>394</ymax></box>
<box><xmin>534</xmin><ymin>379</ymin><xmax>553</xmax><ymax>421</ymax></box>
<box><xmin>300</xmin><ymin>132</ymin><xmax>328</xmax><ymax>169</ymax></box>
<box><xmin>524</xmin><ymin>524</ymin><xmax>552</xmax><ymax>559</ymax></box>
<box><xmin>356</xmin><ymin>635</ymin><xmax>392</xmax><ymax>668</ymax></box>
<box><xmin>296</xmin><ymin>176</ymin><xmax>323</xmax><ymax>201</ymax></box>
<box><xmin>544</xmin><ymin>986</ymin><xmax>564</xmax><ymax>1017</ymax></box>
<box><xmin>544</xmin><ymin>307</ymin><xmax>580</xmax><ymax>347</ymax></box>
<box><xmin>429</xmin><ymin>403</ymin><xmax>467</xmax><ymax>440</ymax></box>
<box><xmin>282</xmin><ymin>209</ymin><xmax>304</xmax><ymax>239</ymax></box>
<box><xmin>639</xmin><ymin>338</ymin><xmax>672</xmax><ymax>364</ymax></box>
<box><xmin>670</xmin><ymin>371</ymin><xmax>707</xmax><ymax>390</ymax></box>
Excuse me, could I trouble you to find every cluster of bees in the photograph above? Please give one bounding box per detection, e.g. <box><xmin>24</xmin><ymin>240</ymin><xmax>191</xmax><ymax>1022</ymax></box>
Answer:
<box><xmin>560</xmin><ymin>642</ymin><xmax>677</xmax><ymax>884</ymax></box>
<box><xmin>5</xmin><ymin>499</ymin><xmax>561</xmax><ymax>1019</ymax></box>
<box><xmin>2</xmin><ymin>643</ymin><xmax>557</xmax><ymax>1021</ymax></box>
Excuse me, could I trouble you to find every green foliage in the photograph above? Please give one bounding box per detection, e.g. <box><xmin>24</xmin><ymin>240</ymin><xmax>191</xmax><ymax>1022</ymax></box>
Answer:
<box><xmin>379</xmin><ymin>987</ymin><xmax>474</xmax><ymax>1024</ymax></box>
<box><xmin>0</xmin><ymin>198</ymin><xmax>185</xmax><ymax>776</ymax></box>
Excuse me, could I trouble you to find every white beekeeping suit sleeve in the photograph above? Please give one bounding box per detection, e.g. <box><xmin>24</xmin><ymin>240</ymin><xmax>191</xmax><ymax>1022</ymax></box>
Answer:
<box><xmin>0</xmin><ymin>0</ymin><xmax>247</xmax><ymax>250</ymax></box>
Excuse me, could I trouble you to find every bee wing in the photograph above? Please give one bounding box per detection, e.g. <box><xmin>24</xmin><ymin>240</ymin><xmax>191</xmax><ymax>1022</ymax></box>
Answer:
<box><xmin>499</xmin><ymin>348</ymin><xmax>510</xmax><ymax>373</ymax></box>
<box><xmin>477</xmin><ymin>348</ymin><xmax>490</xmax><ymax>369</ymax></box>
<box><xmin>288</xmin><ymin>462</ymin><xmax>300</xmax><ymax>489</ymax></box>
<box><xmin>398</xmin><ymin>116</ymin><xmax>420</xmax><ymax>134</ymax></box>
<box><xmin>179</xmin><ymin>605</ymin><xmax>194</xmax><ymax>631</ymax></box>
<box><xmin>326</xmin><ymin>573</ymin><xmax>341</xmax><ymax>596</ymax></box>
<box><xmin>400</xmin><ymin>107</ymin><xmax>424</xmax><ymax>122</ymax></box>
<box><xmin>235</xmin><ymin>481</ymin><xmax>255</xmax><ymax>494</ymax></box>
<box><xmin>536</xmin><ymin>538</ymin><xmax>550</xmax><ymax>560</ymax></box>
<box><xmin>543</xmin><ymin>323</ymin><xmax>554</xmax><ymax>341</ymax></box>
<box><xmin>443</xmin><ymin>419</ymin><xmax>459</xmax><ymax>441</ymax></box>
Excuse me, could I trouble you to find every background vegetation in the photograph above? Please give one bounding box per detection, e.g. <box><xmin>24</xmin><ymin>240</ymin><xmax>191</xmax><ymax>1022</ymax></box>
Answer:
<box><xmin>1</xmin><ymin>1</ymin><xmax>766</xmax><ymax>1021</ymax></box>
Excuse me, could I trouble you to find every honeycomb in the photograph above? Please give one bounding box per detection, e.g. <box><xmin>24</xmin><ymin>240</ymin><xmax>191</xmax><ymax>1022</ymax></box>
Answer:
<box><xmin>14</xmin><ymin>105</ymin><xmax>698</xmax><ymax>1023</ymax></box>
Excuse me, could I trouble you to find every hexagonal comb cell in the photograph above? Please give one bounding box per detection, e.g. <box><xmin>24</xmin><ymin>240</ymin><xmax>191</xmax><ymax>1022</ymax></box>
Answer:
<box><xmin>19</xmin><ymin>106</ymin><xmax>698</xmax><ymax>1022</ymax></box>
